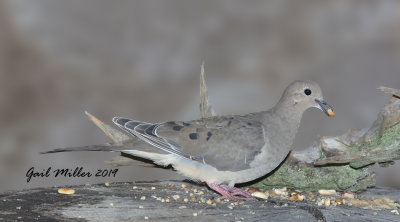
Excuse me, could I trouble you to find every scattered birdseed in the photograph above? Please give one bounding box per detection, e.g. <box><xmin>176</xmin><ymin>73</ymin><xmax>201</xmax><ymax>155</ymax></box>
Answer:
<box><xmin>307</xmin><ymin>192</ymin><xmax>315</xmax><ymax>201</ymax></box>
<box><xmin>172</xmin><ymin>195</ymin><xmax>180</xmax><ymax>200</ymax></box>
<box><xmin>342</xmin><ymin>191</ymin><xmax>356</xmax><ymax>199</ymax></box>
<box><xmin>183</xmin><ymin>198</ymin><xmax>189</xmax><ymax>203</ymax></box>
<box><xmin>140</xmin><ymin>196</ymin><xmax>146</xmax><ymax>200</ymax></box>
<box><xmin>333</xmin><ymin>198</ymin><xmax>346</xmax><ymax>206</ymax></box>
<box><xmin>179</xmin><ymin>206</ymin><xmax>187</xmax><ymax>209</ymax></box>
<box><xmin>318</xmin><ymin>189</ymin><xmax>337</xmax><ymax>196</ymax></box>
<box><xmin>104</xmin><ymin>182</ymin><xmax>110</xmax><ymax>187</ymax></box>
<box><xmin>273</xmin><ymin>187</ymin><xmax>288</xmax><ymax>197</ymax></box>
<box><xmin>206</xmin><ymin>199</ymin><xmax>213</xmax><ymax>205</ymax></box>
<box><xmin>247</xmin><ymin>187</ymin><xmax>260</xmax><ymax>193</ymax></box>
<box><xmin>139</xmin><ymin>206</ymin><xmax>144</xmax><ymax>209</ymax></box>
<box><xmin>58</xmin><ymin>188</ymin><xmax>75</xmax><ymax>195</ymax></box>
<box><xmin>151</xmin><ymin>187</ymin><xmax>156</xmax><ymax>190</ymax></box>
<box><xmin>109</xmin><ymin>203</ymin><xmax>114</xmax><ymax>207</ymax></box>
<box><xmin>251</xmin><ymin>192</ymin><xmax>268</xmax><ymax>199</ymax></box>
<box><xmin>289</xmin><ymin>194</ymin><xmax>305</xmax><ymax>202</ymax></box>
<box><xmin>144</xmin><ymin>216</ymin><xmax>149</xmax><ymax>220</ymax></box>
<box><xmin>181</xmin><ymin>184</ymin><xmax>187</xmax><ymax>188</ymax></box>
<box><xmin>193</xmin><ymin>212</ymin><xmax>198</xmax><ymax>217</ymax></box>
<box><xmin>288</xmin><ymin>190</ymin><xmax>300</xmax><ymax>196</ymax></box>
<box><xmin>324</xmin><ymin>198</ymin><xmax>331</xmax><ymax>206</ymax></box>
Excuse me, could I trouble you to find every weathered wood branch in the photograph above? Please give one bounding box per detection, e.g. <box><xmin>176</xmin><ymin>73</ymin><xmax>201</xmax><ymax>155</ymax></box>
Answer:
<box><xmin>1</xmin><ymin>182</ymin><xmax>399</xmax><ymax>221</ymax></box>
<box><xmin>199</xmin><ymin>62</ymin><xmax>215</xmax><ymax>119</ymax></box>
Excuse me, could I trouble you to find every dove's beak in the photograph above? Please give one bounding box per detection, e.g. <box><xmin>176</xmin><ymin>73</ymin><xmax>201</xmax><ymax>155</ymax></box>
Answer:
<box><xmin>315</xmin><ymin>99</ymin><xmax>335</xmax><ymax>117</ymax></box>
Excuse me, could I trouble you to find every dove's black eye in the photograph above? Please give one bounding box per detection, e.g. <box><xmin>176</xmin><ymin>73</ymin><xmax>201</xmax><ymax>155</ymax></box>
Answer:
<box><xmin>304</xmin><ymin>88</ymin><xmax>312</xmax><ymax>96</ymax></box>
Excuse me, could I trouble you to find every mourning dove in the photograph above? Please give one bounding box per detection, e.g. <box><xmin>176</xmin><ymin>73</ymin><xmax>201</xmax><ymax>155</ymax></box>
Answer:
<box><xmin>43</xmin><ymin>80</ymin><xmax>334</xmax><ymax>201</ymax></box>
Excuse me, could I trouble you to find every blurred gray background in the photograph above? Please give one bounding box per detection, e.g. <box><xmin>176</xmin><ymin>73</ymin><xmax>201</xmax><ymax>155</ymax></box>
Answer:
<box><xmin>0</xmin><ymin>0</ymin><xmax>399</xmax><ymax>192</ymax></box>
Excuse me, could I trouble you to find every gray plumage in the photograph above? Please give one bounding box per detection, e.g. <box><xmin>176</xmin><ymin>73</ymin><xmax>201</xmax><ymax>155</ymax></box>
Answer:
<box><xmin>43</xmin><ymin>80</ymin><xmax>334</xmax><ymax>188</ymax></box>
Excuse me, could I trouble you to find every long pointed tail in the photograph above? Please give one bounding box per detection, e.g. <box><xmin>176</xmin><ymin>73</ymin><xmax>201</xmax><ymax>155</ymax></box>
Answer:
<box><xmin>40</xmin><ymin>144</ymin><xmax>124</xmax><ymax>154</ymax></box>
<box><xmin>41</xmin><ymin>144</ymin><xmax>161</xmax><ymax>168</ymax></box>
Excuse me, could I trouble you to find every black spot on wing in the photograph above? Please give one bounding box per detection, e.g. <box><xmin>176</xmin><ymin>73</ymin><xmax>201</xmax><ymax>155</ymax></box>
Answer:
<box><xmin>189</xmin><ymin>133</ymin><xmax>198</xmax><ymax>140</ymax></box>
<box><xmin>173</xmin><ymin>126</ymin><xmax>184</xmax><ymax>131</ymax></box>
<box><xmin>206</xmin><ymin>132</ymin><xmax>212</xmax><ymax>141</ymax></box>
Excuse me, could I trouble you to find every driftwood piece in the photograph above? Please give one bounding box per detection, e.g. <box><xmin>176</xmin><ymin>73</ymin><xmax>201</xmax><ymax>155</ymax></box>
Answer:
<box><xmin>1</xmin><ymin>181</ymin><xmax>399</xmax><ymax>221</ymax></box>
<box><xmin>84</xmin><ymin>111</ymin><xmax>130</xmax><ymax>143</ymax></box>
<box><xmin>199</xmin><ymin>62</ymin><xmax>215</xmax><ymax>119</ymax></box>
<box><xmin>378</xmin><ymin>86</ymin><xmax>400</xmax><ymax>99</ymax></box>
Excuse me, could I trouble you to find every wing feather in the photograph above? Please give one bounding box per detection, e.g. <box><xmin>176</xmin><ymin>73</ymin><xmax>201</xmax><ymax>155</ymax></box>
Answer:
<box><xmin>113</xmin><ymin>117</ymin><xmax>190</xmax><ymax>158</ymax></box>
<box><xmin>113</xmin><ymin>113</ymin><xmax>266</xmax><ymax>171</ymax></box>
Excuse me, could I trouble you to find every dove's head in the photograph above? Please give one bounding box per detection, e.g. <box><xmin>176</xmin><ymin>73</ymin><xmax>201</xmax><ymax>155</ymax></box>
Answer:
<box><xmin>278</xmin><ymin>80</ymin><xmax>335</xmax><ymax>117</ymax></box>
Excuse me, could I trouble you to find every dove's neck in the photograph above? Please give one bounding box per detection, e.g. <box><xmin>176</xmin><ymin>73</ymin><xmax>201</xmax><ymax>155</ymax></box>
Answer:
<box><xmin>263</xmin><ymin>103</ymin><xmax>305</xmax><ymax>152</ymax></box>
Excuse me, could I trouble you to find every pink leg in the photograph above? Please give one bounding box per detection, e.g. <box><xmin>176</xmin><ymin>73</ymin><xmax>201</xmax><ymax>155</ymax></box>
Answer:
<box><xmin>226</xmin><ymin>186</ymin><xmax>254</xmax><ymax>199</ymax></box>
<box><xmin>207</xmin><ymin>183</ymin><xmax>255</xmax><ymax>201</ymax></box>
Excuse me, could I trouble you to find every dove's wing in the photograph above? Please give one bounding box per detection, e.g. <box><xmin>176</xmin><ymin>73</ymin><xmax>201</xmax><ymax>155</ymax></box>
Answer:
<box><xmin>113</xmin><ymin>113</ymin><xmax>267</xmax><ymax>172</ymax></box>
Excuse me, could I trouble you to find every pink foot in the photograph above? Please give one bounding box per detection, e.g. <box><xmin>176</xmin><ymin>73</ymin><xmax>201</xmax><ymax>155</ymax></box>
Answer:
<box><xmin>207</xmin><ymin>183</ymin><xmax>255</xmax><ymax>201</ymax></box>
